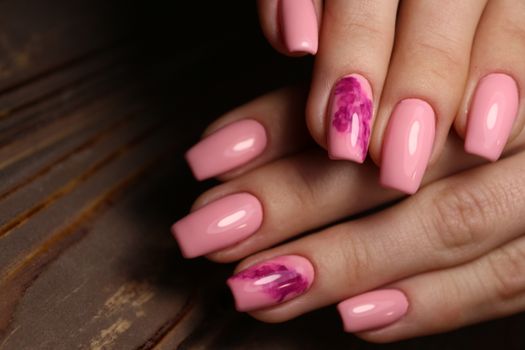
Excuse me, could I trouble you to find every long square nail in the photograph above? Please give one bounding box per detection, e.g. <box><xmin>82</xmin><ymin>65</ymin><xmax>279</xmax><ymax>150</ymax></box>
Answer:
<box><xmin>465</xmin><ymin>73</ymin><xmax>519</xmax><ymax>161</ymax></box>
<box><xmin>280</xmin><ymin>0</ymin><xmax>318</xmax><ymax>54</ymax></box>
<box><xmin>328</xmin><ymin>74</ymin><xmax>374</xmax><ymax>163</ymax></box>
<box><xmin>186</xmin><ymin>119</ymin><xmax>267</xmax><ymax>181</ymax></box>
<box><xmin>338</xmin><ymin>289</ymin><xmax>409</xmax><ymax>333</ymax></box>
<box><xmin>380</xmin><ymin>99</ymin><xmax>435</xmax><ymax>194</ymax></box>
<box><xmin>227</xmin><ymin>255</ymin><xmax>314</xmax><ymax>311</ymax></box>
<box><xmin>172</xmin><ymin>193</ymin><xmax>263</xmax><ymax>258</ymax></box>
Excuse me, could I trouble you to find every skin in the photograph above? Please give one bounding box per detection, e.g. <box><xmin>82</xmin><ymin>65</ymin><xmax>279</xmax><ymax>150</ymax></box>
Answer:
<box><xmin>184</xmin><ymin>86</ymin><xmax>525</xmax><ymax>342</ymax></box>
<box><xmin>257</xmin><ymin>0</ymin><xmax>525</xmax><ymax>167</ymax></box>
<box><xmin>180</xmin><ymin>0</ymin><xmax>525</xmax><ymax>342</ymax></box>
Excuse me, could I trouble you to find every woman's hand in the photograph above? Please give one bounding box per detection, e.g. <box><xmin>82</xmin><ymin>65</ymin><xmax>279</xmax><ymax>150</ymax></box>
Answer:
<box><xmin>172</xmin><ymin>86</ymin><xmax>525</xmax><ymax>341</ymax></box>
<box><xmin>258</xmin><ymin>0</ymin><xmax>525</xmax><ymax>193</ymax></box>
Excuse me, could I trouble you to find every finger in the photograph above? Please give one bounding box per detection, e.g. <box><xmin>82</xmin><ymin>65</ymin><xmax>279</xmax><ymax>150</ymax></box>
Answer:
<box><xmin>257</xmin><ymin>0</ymin><xmax>322</xmax><ymax>56</ymax></box>
<box><xmin>175</xmin><ymin>128</ymin><xmax>525</xmax><ymax>261</ymax></box>
<box><xmin>307</xmin><ymin>0</ymin><xmax>398</xmax><ymax>163</ymax></box>
<box><xmin>185</xmin><ymin>86</ymin><xmax>310</xmax><ymax>181</ymax></box>
<box><xmin>227</xmin><ymin>150</ymin><xmax>525</xmax><ymax>320</ymax></box>
<box><xmin>454</xmin><ymin>0</ymin><xmax>525</xmax><ymax>161</ymax></box>
<box><xmin>348</xmin><ymin>233</ymin><xmax>525</xmax><ymax>342</ymax></box>
<box><xmin>177</xmin><ymin>148</ymin><xmax>397</xmax><ymax>259</ymax></box>
<box><xmin>368</xmin><ymin>0</ymin><xmax>487</xmax><ymax>194</ymax></box>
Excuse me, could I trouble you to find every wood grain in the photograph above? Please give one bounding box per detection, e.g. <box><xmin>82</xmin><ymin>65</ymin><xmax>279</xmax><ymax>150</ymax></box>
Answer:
<box><xmin>0</xmin><ymin>1</ymin><xmax>524</xmax><ymax>349</ymax></box>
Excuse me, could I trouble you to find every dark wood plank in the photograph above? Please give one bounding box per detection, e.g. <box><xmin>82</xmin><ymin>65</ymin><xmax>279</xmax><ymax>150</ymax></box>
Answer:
<box><xmin>0</xmin><ymin>0</ymin><xmax>129</xmax><ymax>93</ymax></box>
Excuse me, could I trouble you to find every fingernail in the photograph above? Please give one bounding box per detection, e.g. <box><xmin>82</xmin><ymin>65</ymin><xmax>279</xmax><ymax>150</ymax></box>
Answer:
<box><xmin>465</xmin><ymin>73</ymin><xmax>519</xmax><ymax>161</ymax></box>
<box><xmin>172</xmin><ymin>193</ymin><xmax>263</xmax><ymax>258</ymax></box>
<box><xmin>280</xmin><ymin>0</ymin><xmax>318</xmax><ymax>55</ymax></box>
<box><xmin>337</xmin><ymin>289</ymin><xmax>409</xmax><ymax>333</ymax></box>
<box><xmin>186</xmin><ymin>119</ymin><xmax>267</xmax><ymax>181</ymax></box>
<box><xmin>227</xmin><ymin>255</ymin><xmax>314</xmax><ymax>312</ymax></box>
<box><xmin>380</xmin><ymin>99</ymin><xmax>435</xmax><ymax>194</ymax></box>
<box><xmin>328</xmin><ymin>74</ymin><xmax>374</xmax><ymax>163</ymax></box>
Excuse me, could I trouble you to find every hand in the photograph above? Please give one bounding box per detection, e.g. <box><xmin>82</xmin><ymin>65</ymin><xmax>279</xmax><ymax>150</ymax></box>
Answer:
<box><xmin>171</xmin><ymin>86</ymin><xmax>525</xmax><ymax>341</ymax></box>
<box><xmin>257</xmin><ymin>0</ymin><xmax>525</xmax><ymax>193</ymax></box>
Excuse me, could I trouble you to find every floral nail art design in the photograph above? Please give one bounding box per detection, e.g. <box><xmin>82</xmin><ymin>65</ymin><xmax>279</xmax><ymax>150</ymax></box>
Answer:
<box><xmin>232</xmin><ymin>263</ymin><xmax>309</xmax><ymax>302</ymax></box>
<box><xmin>328</xmin><ymin>74</ymin><xmax>373</xmax><ymax>163</ymax></box>
<box><xmin>226</xmin><ymin>255</ymin><xmax>314</xmax><ymax>312</ymax></box>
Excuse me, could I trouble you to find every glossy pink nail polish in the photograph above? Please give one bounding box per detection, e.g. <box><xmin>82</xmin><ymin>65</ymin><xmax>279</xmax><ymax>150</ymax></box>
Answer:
<box><xmin>328</xmin><ymin>74</ymin><xmax>374</xmax><ymax>163</ymax></box>
<box><xmin>280</xmin><ymin>0</ymin><xmax>318</xmax><ymax>55</ymax></box>
<box><xmin>465</xmin><ymin>73</ymin><xmax>519</xmax><ymax>161</ymax></box>
<box><xmin>172</xmin><ymin>193</ymin><xmax>263</xmax><ymax>258</ymax></box>
<box><xmin>186</xmin><ymin>119</ymin><xmax>267</xmax><ymax>181</ymax></box>
<box><xmin>337</xmin><ymin>289</ymin><xmax>409</xmax><ymax>333</ymax></box>
<box><xmin>227</xmin><ymin>255</ymin><xmax>314</xmax><ymax>312</ymax></box>
<box><xmin>380</xmin><ymin>99</ymin><xmax>435</xmax><ymax>194</ymax></box>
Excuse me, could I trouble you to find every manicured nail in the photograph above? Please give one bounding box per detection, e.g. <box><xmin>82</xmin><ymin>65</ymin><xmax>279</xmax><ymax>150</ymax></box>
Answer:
<box><xmin>380</xmin><ymin>99</ymin><xmax>435</xmax><ymax>194</ymax></box>
<box><xmin>465</xmin><ymin>73</ymin><xmax>519</xmax><ymax>161</ymax></box>
<box><xmin>280</xmin><ymin>0</ymin><xmax>318</xmax><ymax>55</ymax></box>
<box><xmin>227</xmin><ymin>255</ymin><xmax>314</xmax><ymax>312</ymax></box>
<box><xmin>172</xmin><ymin>193</ymin><xmax>263</xmax><ymax>258</ymax></box>
<box><xmin>185</xmin><ymin>119</ymin><xmax>267</xmax><ymax>181</ymax></box>
<box><xmin>328</xmin><ymin>74</ymin><xmax>374</xmax><ymax>163</ymax></box>
<box><xmin>337</xmin><ymin>289</ymin><xmax>409</xmax><ymax>333</ymax></box>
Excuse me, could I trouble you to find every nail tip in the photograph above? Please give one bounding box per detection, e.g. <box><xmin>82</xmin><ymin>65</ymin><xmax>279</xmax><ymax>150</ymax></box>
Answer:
<box><xmin>380</xmin><ymin>181</ymin><xmax>417</xmax><ymax>195</ymax></box>
<box><xmin>226</xmin><ymin>278</ymin><xmax>251</xmax><ymax>312</ymax></box>
<box><xmin>328</xmin><ymin>151</ymin><xmax>365</xmax><ymax>164</ymax></box>
<box><xmin>184</xmin><ymin>149</ymin><xmax>208</xmax><ymax>181</ymax></box>
<box><xmin>171</xmin><ymin>223</ymin><xmax>199</xmax><ymax>259</ymax></box>
<box><xmin>464</xmin><ymin>144</ymin><xmax>500</xmax><ymax>162</ymax></box>
<box><xmin>287</xmin><ymin>44</ymin><xmax>317</xmax><ymax>55</ymax></box>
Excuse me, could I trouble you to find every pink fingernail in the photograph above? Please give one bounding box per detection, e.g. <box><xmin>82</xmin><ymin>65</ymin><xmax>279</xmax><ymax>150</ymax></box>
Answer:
<box><xmin>328</xmin><ymin>74</ymin><xmax>374</xmax><ymax>163</ymax></box>
<box><xmin>172</xmin><ymin>193</ymin><xmax>263</xmax><ymax>258</ymax></box>
<box><xmin>465</xmin><ymin>73</ymin><xmax>519</xmax><ymax>161</ymax></box>
<box><xmin>380</xmin><ymin>99</ymin><xmax>435</xmax><ymax>194</ymax></box>
<box><xmin>280</xmin><ymin>0</ymin><xmax>318</xmax><ymax>55</ymax></box>
<box><xmin>227</xmin><ymin>255</ymin><xmax>314</xmax><ymax>312</ymax></box>
<box><xmin>337</xmin><ymin>289</ymin><xmax>409</xmax><ymax>333</ymax></box>
<box><xmin>186</xmin><ymin>119</ymin><xmax>267</xmax><ymax>181</ymax></box>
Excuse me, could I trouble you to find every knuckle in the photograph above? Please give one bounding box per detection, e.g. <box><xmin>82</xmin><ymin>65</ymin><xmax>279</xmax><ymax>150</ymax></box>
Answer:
<box><xmin>344</xmin><ymin>20</ymin><xmax>388</xmax><ymax>44</ymax></box>
<box><xmin>404</xmin><ymin>40</ymin><xmax>465</xmax><ymax>82</ymax></box>
<box><xmin>426</xmin><ymin>183</ymin><xmax>499</xmax><ymax>253</ymax></box>
<box><xmin>325</xmin><ymin>5</ymin><xmax>391</xmax><ymax>46</ymax></box>
<box><xmin>500</xmin><ymin>19</ymin><xmax>525</xmax><ymax>41</ymax></box>
<box><xmin>414</xmin><ymin>40</ymin><xmax>463</xmax><ymax>66</ymax></box>
<box><xmin>337</xmin><ymin>230</ymin><xmax>375</xmax><ymax>286</ymax></box>
<box><xmin>487</xmin><ymin>241</ymin><xmax>525</xmax><ymax>301</ymax></box>
<box><xmin>433</xmin><ymin>274</ymin><xmax>468</xmax><ymax>326</ymax></box>
<box><xmin>286</xmin><ymin>158</ymin><xmax>319</xmax><ymax>211</ymax></box>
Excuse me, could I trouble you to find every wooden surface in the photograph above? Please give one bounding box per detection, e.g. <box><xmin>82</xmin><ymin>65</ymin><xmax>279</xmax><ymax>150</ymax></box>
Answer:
<box><xmin>0</xmin><ymin>1</ymin><xmax>524</xmax><ymax>349</ymax></box>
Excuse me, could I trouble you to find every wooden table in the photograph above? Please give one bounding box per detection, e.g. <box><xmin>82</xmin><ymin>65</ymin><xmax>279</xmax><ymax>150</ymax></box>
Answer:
<box><xmin>1</xmin><ymin>1</ymin><xmax>524</xmax><ymax>349</ymax></box>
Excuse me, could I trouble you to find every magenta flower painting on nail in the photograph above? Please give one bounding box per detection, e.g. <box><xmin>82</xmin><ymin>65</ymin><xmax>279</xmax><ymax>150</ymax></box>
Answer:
<box><xmin>328</xmin><ymin>74</ymin><xmax>373</xmax><ymax>163</ymax></box>
<box><xmin>227</xmin><ymin>255</ymin><xmax>315</xmax><ymax>312</ymax></box>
